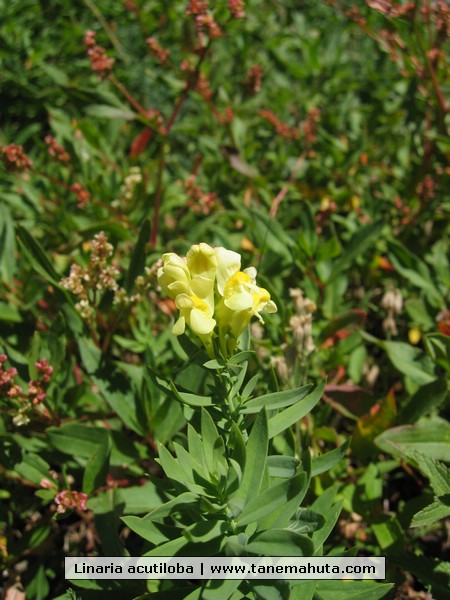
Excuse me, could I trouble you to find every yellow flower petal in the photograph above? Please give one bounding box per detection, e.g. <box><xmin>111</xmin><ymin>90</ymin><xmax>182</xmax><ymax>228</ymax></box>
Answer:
<box><xmin>215</xmin><ymin>247</ymin><xmax>241</xmax><ymax>295</ymax></box>
<box><xmin>190</xmin><ymin>307</ymin><xmax>216</xmax><ymax>335</ymax></box>
<box><xmin>172</xmin><ymin>316</ymin><xmax>186</xmax><ymax>336</ymax></box>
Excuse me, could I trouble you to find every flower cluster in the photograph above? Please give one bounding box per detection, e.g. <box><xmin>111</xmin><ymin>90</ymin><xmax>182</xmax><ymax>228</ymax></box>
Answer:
<box><xmin>381</xmin><ymin>286</ymin><xmax>403</xmax><ymax>336</ymax></box>
<box><xmin>1</xmin><ymin>144</ymin><xmax>33</xmax><ymax>172</ymax></box>
<box><xmin>70</xmin><ymin>182</ymin><xmax>91</xmax><ymax>209</ymax></box>
<box><xmin>0</xmin><ymin>355</ymin><xmax>54</xmax><ymax>426</ymax></box>
<box><xmin>44</xmin><ymin>135</ymin><xmax>70</xmax><ymax>163</ymax></box>
<box><xmin>61</xmin><ymin>231</ymin><xmax>155</xmax><ymax>318</ymax></box>
<box><xmin>112</xmin><ymin>167</ymin><xmax>142</xmax><ymax>209</ymax></box>
<box><xmin>55</xmin><ymin>490</ymin><xmax>88</xmax><ymax>514</ymax></box>
<box><xmin>0</xmin><ymin>354</ymin><xmax>22</xmax><ymax>399</ymax></box>
<box><xmin>186</xmin><ymin>0</ymin><xmax>209</xmax><ymax>15</ymax></box>
<box><xmin>146</xmin><ymin>37</ymin><xmax>170</xmax><ymax>65</ymax></box>
<box><xmin>184</xmin><ymin>174</ymin><xmax>218</xmax><ymax>215</ymax></box>
<box><xmin>229</xmin><ymin>0</ymin><xmax>246</xmax><ymax>19</ymax></box>
<box><xmin>258</xmin><ymin>109</ymin><xmax>299</xmax><ymax>141</ymax></box>
<box><xmin>270</xmin><ymin>289</ymin><xmax>316</xmax><ymax>383</ymax></box>
<box><xmin>61</xmin><ymin>231</ymin><xmax>120</xmax><ymax>322</ymax></box>
<box><xmin>196</xmin><ymin>14</ymin><xmax>222</xmax><ymax>39</ymax></box>
<box><xmin>28</xmin><ymin>359</ymin><xmax>54</xmax><ymax>406</ymax></box>
<box><xmin>157</xmin><ymin>243</ymin><xmax>276</xmax><ymax>356</ymax></box>
<box><xmin>289</xmin><ymin>288</ymin><xmax>316</xmax><ymax>359</ymax></box>
<box><xmin>244</xmin><ymin>65</ymin><xmax>263</xmax><ymax>95</ymax></box>
<box><xmin>84</xmin><ymin>30</ymin><xmax>115</xmax><ymax>78</ymax></box>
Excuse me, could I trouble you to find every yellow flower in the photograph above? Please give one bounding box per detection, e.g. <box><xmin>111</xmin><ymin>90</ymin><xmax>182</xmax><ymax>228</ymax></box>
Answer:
<box><xmin>186</xmin><ymin>243</ymin><xmax>217</xmax><ymax>310</ymax></box>
<box><xmin>157</xmin><ymin>253</ymin><xmax>190</xmax><ymax>299</ymax></box>
<box><xmin>214</xmin><ymin>246</ymin><xmax>242</xmax><ymax>295</ymax></box>
<box><xmin>216</xmin><ymin>267</ymin><xmax>277</xmax><ymax>345</ymax></box>
<box><xmin>408</xmin><ymin>327</ymin><xmax>421</xmax><ymax>345</ymax></box>
<box><xmin>157</xmin><ymin>244</ymin><xmax>277</xmax><ymax>357</ymax></box>
<box><xmin>174</xmin><ymin>293</ymin><xmax>216</xmax><ymax>337</ymax></box>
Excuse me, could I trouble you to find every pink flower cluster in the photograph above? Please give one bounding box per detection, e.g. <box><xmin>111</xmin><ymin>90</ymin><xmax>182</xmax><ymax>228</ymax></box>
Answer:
<box><xmin>184</xmin><ymin>174</ymin><xmax>218</xmax><ymax>215</ymax></box>
<box><xmin>146</xmin><ymin>37</ymin><xmax>170</xmax><ymax>65</ymax></box>
<box><xmin>44</xmin><ymin>135</ymin><xmax>70</xmax><ymax>163</ymax></box>
<box><xmin>28</xmin><ymin>359</ymin><xmax>54</xmax><ymax>406</ymax></box>
<box><xmin>186</xmin><ymin>0</ymin><xmax>209</xmax><ymax>15</ymax></box>
<box><xmin>55</xmin><ymin>490</ymin><xmax>88</xmax><ymax>514</ymax></box>
<box><xmin>0</xmin><ymin>144</ymin><xmax>33</xmax><ymax>172</ymax></box>
<box><xmin>0</xmin><ymin>354</ymin><xmax>22</xmax><ymax>398</ymax></box>
<box><xmin>229</xmin><ymin>0</ymin><xmax>246</xmax><ymax>19</ymax></box>
<box><xmin>1</xmin><ymin>355</ymin><xmax>54</xmax><ymax>425</ymax></box>
<box><xmin>84</xmin><ymin>30</ymin><xmax>115</xmax><ymax>78</ymax></box>
<box><xmin>70</xmin><ymin>182</ymin><xmax>91</xmax><ymax>209</ymax></box>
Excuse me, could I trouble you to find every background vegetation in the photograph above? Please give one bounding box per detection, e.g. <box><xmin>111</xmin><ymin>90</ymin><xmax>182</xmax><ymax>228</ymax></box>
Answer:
<box><xmin>0</xmin><ymin>1</ymin><xmax>449</xmax><ymax>598</ymax></box>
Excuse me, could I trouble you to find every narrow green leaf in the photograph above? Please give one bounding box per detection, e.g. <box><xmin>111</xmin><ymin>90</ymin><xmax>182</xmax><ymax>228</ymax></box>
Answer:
<box><xmin>229</xmin><ymin>351</ymin><xmax>254</xmax><ymax>364</ymax></box>
<box><xmin>241</xmin><ymin>373</ymin><xmax>259</xmax><ymax>400</ymax></box>
<box><xmin>229</xmin><ymin>423</ymin><xmax>246</xmax><ymax>472</ymax></box>
<box><xmin>16</xmin><ymin>226</ymin><xmax>60</xmax><ymax>285</ymax></box>
<box><xmin>201</xmin><ymin>408</ymin><xmax>220</xmax><ymax>474</ymax></box>
<box><xmin>288</xmin><ymin>508</ymin><xmax>325</xmax><ymax>533</ymax></box>
<box><xmin>121</xmin><ymin>516</ymin><xmax>174</xmax><ymax>545</ymax></box>
<box><xmin>157</xmin><ymin>444</ymin><xmax>189</xmax><ymax>486</ymax></box>
<box><xmin>151</xmin><ymin>398</ymin><xmax>185</xmax><ymax>444</ymax></box>
<box><xmin>246</xmin><ymin>529</ymin><xmax>314</xmax><ymax>556</ymax></box>
<box><xmin>259</xmin><ymin>473</ymin><xmax>309</xmax><ymax>530</ymax></box>
<box><xmin>204</xmin><ymin>359</ymin><xmax>225</xmax><ymax>370</ymax></box>
<box><xmin>311</xmin><ymin>440</ymin><xmax>350</xmax><ymax>477</ymax></box>
<box><xmin>125</xmin><ymin>219</ymin><xmax>150</xmax><ymax>293</ymax></box>
<box><xmin>236</xmin><ymin>473</ymin><xmax>306</xmax><ymax>526</ymax></box>
<box><xmin>187</xmin><ymin>424</ymin><xmax>205</xmax><ymax>467</ymax></box>
<box><xmin>170</xmin><ymin>382</ymin><xmax>213</xmax><ymax>406</ymax></box>
<box><xmin>310</xmin><ymin>485</ymin><xmax>343</xmax><ymax>554</ymax></box>
<box><xmin>143</xmin><ymin>536</ymin><xmax>188</xmax><ymax>557</ymax></box>
<box><xmin>144</xmin><ymin>491</ymin><xmax>199</xmax><ymax>522</ymax></box>
<box><xmin>174</xmin><ymin>442</ymin><xmax>210</xmax><ymax>486</ymax></box>
<box><xmin>232</xmin><ymin>410</ymin><xmax>268</xmax><ymax>506</ymax></box>
<box><xmin>242</xmin><ymin>384</ymin><xmax>313</xmax><ymax>414</ymax></box>
<box><xmin>268</xmin><ymin>381</ymin><xmax>324</xmax><ymax>439</ymax></box>
<box><xmin>85</xmin><ymin>104</ymin><xmax>136</xmax><ymax>120</ymax></box>
<box><xmin>183</xmin><ymin>520</ymin><xmax>225</xmax><ymax>543</ymax></box>
<box><xmin>267</xmin><ymin>455</ymin><xmax>301</xmax><ymax>478</ymax></box>
<box><xmin>213</xmin><ymin>435</ymin><xmax>228</xmax><ymax>481</ymax></box>
<box><xmin>0</xmin><ymin>205</ymin><xmax>16</xmax><ymax>282</ymax></box>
